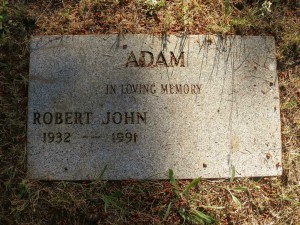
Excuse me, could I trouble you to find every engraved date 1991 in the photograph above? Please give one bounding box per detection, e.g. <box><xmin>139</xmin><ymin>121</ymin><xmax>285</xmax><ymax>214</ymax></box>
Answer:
<box><xmin>112</xmin><ymin>132</ymin><xmax>137</xmax><ymax>143</ymax></box>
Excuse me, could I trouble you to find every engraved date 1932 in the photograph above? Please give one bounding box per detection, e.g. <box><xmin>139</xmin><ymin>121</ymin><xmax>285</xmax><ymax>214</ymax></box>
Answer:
<box><xmin>43</xmin><ymin>132</ymin><xmax>71</xmax><ymax>143</ymax></box>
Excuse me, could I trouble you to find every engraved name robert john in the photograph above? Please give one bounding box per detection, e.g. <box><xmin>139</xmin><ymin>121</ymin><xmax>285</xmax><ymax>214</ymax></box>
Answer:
<box><xmin>32</xmin><ymin>111</ymin><xmax>147</xmax><ymax>125</ymax></box>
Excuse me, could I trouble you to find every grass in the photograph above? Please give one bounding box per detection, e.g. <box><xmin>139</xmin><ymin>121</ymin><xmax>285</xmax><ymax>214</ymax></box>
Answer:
<box><xmin>0</xmin><ymin>0</ymin><xmax>299</xmax><ymax>224</ymax></box>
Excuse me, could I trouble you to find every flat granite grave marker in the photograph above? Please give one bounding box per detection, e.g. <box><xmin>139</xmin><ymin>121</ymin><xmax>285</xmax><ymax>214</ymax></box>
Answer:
<box><xmin>27</xmin><ymin>35</ymin><xmax>282</xmax><ymax>180</ymax></box>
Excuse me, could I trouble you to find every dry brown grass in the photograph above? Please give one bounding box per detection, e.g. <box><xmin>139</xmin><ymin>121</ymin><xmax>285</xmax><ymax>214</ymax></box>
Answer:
<box><xmin>1</xmin><ymin>0</ymin><xmax>299</xmax><ymax>224</ymax></box>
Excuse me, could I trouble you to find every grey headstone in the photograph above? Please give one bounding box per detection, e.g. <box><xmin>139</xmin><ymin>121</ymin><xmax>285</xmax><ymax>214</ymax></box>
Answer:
<box><xmin>27</xmin><ymin>35</ymin><xmax>282</xmax><ymax>180</ymax></box>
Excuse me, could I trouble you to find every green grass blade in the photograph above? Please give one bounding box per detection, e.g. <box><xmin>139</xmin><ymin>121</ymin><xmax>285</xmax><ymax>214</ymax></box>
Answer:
<box><xmin>230</xmin><ymin>166</ymin><xmax>235</xmax><ymax>182</ymax></box>
<box><xmin>178</xmin><ymin>208</ymin><xmax>188</xmax><ymax>223</ymax></box>
<box><xmin>168</xmin><ymin>169</ymin><xmax>179</xmax><ymax>197</ymax></box>
<box><xmin>232</xmin><ymin>186</ymin><xmax>248</xmax><ymax>192</ymax></box>
<box><xmin>101</xmin><ymin>193</ymin><xmax>122</xmax><ymax>212</ymax></box>
<box><xmin>224</xmin><ymin>0</ymin><xmax>231</xmax><ymax>16</ymax></box>
<box><xmin>99</xmin><ymin>165</ymin><xmax>108</xmax><ymax>179</ymax></box>
<box><xmin>183</xmin><ymin>177</ymin><xmax>201</xmax><ymax>199</ymax></box>
<box><xmin>192</xmin><ymin>209</ymin><xmax>216</xmax><ymax>224</ymax></box>
<box><xmin>163</xmin><ymin>202</ymin><xmax>172</xmax><ymax>222</ymax></box>
<box><xmin>231</xmin><ymin>194</ymin><xmax>241</xmax><ymax>208</ymax></box>
<box><xmin>227</xmin><ymin>188</ymin><xmax>242</xmax><ymax>208</ymax></box>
